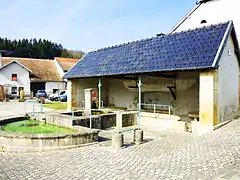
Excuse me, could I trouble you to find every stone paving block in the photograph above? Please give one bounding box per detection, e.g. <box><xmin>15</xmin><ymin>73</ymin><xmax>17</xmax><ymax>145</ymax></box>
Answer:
<box><xmin>1</xmin><ymin>120</ymin><xmax>240</xmax><ymax>179</ymax></box>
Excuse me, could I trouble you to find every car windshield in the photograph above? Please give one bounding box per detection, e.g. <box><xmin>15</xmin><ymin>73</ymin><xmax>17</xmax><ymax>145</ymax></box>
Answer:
<box><xmin>60</xmin><ymin>91</ymin><xmax>65</xmax><ymax>95</ymax></box>
<box><xmin>54</xmin><ymin>91</ymin><xmax>59</xmax><ymax>94</ymax></box>
<box><xmin>39</xmin><ymin>90</ymin><xmax>45</xmax><ymax>93</ymax></box>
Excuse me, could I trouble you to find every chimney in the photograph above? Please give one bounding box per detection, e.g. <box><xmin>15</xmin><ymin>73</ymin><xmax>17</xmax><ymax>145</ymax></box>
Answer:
<box><xmin>156</xmin><ymin>33</ymin><xmax>165</xmax><ymax>37</ymax></box>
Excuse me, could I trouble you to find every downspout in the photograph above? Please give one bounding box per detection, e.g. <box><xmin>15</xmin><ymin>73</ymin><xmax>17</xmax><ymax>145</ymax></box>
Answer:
<box><xmin>98</xmin><ymin>78</ymin><xmax>102</xmax><ymax>109</ymax></box>
<box><xmin>138</xmin><ymin>76</ymin><xmax>142</xmax><ymax>129</ymax></box>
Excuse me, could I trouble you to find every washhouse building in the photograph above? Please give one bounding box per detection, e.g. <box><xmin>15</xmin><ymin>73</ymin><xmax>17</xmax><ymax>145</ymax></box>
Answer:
<box><xmin>64</xmin><ymin>21</ymin><xmax>240</xmax><ymax>132</ymax></box>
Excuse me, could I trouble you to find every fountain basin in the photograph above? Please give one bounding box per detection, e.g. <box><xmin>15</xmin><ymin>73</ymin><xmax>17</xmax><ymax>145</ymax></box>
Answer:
<box><xmin>0</xmin><ymin>116</ymin><xmax>99</xmax><ymax>152</ymax></box>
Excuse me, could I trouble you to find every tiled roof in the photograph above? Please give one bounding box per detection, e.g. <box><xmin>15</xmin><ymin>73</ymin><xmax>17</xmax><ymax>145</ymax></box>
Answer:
<box><xmin>1</xmin><ymin>57</ymin><xmax>62</xmax><ymax>82</ymax></box>
<box><xmin>55</xmin><ymin>57</ymin><xmax>79</xmax><ymax>71</ymax></box>
<box><xmin>64</xmin><ymin>21</ymin><xmax>236</xmax><ymax>79</ymax></box>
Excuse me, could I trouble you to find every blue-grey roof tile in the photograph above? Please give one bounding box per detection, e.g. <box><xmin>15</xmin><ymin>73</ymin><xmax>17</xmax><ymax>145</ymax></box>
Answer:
<box><xmin>64</xmin><ymin>21</ymin><xmax>232</xmax><ymax>79</ymax></box>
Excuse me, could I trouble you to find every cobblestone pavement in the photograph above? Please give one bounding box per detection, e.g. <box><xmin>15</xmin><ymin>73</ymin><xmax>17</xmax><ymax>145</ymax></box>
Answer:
<box><xmin>212</xmin><ymin>162</ymin><xmax>240</xmax><ymax>180</ymax></box>
<box><xmin>1</xmin><ymin>119</ymin><xmax>240</xmax><ymax>180</ymax></box>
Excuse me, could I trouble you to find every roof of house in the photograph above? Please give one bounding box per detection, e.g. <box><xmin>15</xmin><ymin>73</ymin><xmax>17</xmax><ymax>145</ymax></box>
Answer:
<box><xmin>64</xmin><ymin>21</ymin><xmax>239</xmax><ymax>79</ymax></box>
<box><xmin>55</xmin><ymin>57</ymin><xmax>79</xmax><ymax>72</ymax></box>
<box><xmin>1</xmin><ymin>57</ymin><xmax>62</xmax><ymax>82</ymax></box>
<box><xmin>0</xmin><ymin>60</ymin><xmax>32</xmax><ymax>72</ymax></box>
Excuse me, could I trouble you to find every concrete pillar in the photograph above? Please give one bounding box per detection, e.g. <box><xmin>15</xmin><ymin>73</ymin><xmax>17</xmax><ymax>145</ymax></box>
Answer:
<box><xmin>116</xmin><ymin>111</ymin><xmax>123</xmax><ymax>130</ymax></box>
<box><xmin>199</xmin><ymin>71</ymin><xmax>218</xmax><ymax>126</ymax></box>
<box><xmin>134</xmin><ymin>129</ymin><xmax>143</xmax><ymax>145</ymax></box>
<box><xmin>112</xmin><ymin>133</ymin><xmax>123</xmax><ymax>149</ymax></box>
<box><xmin>67</xmin><ymin>80</ymin><xmax>77</xmax><ymax>112</ymax></box>
<box><xmin>84</xmin><ymin>89</ymin><xmax>92</xmax><ymax>110</ymax></box>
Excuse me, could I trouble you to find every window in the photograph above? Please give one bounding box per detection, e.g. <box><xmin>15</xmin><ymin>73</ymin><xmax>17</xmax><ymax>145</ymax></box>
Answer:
<box><xmin>12</xmin><ymin>74</ymin><xmax>17</xmax><ymax>81</ymax></box>
<box><xmin>228</xmin><ymin>49</ymin><xmax>231</xmax><ymax>56</ymax></box>
<box><xmin>200</xmin><ymin>20</ymin><xmax>207</xmax><ymax>24</ymax></box>
<box><xmin>11</xmin><ymin>87</ymin><xmax>17</xmax><ymax>94</ymax></box>
<box><xmin>60</xmin><ymin>91</ymin><xmax>65</xmax><ymax>95</ymax></box>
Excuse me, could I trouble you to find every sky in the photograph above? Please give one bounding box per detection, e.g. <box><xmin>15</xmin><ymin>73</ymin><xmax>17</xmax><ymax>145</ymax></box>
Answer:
<box><xmin>0</xmin><ymin>0</ymin><xmax>197</xmax><ymax>53</ymax></box>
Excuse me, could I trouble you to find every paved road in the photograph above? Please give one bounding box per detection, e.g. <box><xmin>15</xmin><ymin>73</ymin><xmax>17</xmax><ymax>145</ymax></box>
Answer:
<box><xmin>0</xmin><ymin>101</ymin><xmax>52</xmax><ymax>118</ymax></box>
<box><xmin>0</xmin><ymin>117</ymin><xmax>240</xmax><ymax>179</ymax></box>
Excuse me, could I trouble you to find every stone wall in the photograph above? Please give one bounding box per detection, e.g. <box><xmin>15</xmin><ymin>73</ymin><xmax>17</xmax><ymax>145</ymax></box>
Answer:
<box><xmin>38</xmin><ymin>111</ymin><xmax>137</xmax><ymax>130</ymax></box>
<box><xmin>0</xmin><ymin>126</ymin><xmax>99</xmax><ymax>152</ymax></box>
<box><xmin>67</xmin><ymin>79</ymin><xmax>78</xmax><ymax>111</ymax></box>
<box><xmin>122</xmin><ymin>112</ymin><xmax>138</xmax><ymax>127</ymax></box>
<box><xmin>73</xmin><ymin>113</ymin><xmax>116</xmax><ymax>130</ymax></box>
<box><xmin>37</xmin><ymin>113</ymin><xmax>73</xmax><ymax>128</ymax></box>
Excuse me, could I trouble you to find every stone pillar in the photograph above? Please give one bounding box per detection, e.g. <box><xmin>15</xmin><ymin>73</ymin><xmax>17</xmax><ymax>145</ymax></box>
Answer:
<box><xmin>67</xmin><ymin>80</ymin><xmax>77</xmax><ymax>112</ymax></box>
<box><xmin>112</xmin><ymin>133</ymin><xmax>123</xmax><ymax>149</ymax></box>
<box><xmin>134</xmin><ymin>129</ymin><xmax>143</xmax><ymax>145</ymax></box>
<box><xmin>84</xmin><ymin>88</ymin><xmax>92</xmax><ymax>110</ymax></box>
<box><xmin>199</xmin><ymin>71</ymin><xmax>218</xmax><ymax>126</ymax></box>
<box><xmin>116</xmin><ymin>111</ymin><xmax>123</xmax><ymax>130</ymax></box>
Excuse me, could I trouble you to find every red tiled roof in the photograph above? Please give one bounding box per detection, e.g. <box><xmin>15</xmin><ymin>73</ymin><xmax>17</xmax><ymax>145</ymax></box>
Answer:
<box><xmin>2</xmin><ymin>57</ymin><xmax>62</xmax><ymax>82</ymax></box>
<box><xmin>55</xmin><ymin>57</ymin><xmax>79</xmax><ymax>71</ymax></box>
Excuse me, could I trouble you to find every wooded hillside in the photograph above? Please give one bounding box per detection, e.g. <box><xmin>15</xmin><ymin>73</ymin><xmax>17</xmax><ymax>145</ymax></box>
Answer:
<box><xmin>0</xmin><ymin>38</ymin><xmax>84</xmax><ymax>59</ymax></box>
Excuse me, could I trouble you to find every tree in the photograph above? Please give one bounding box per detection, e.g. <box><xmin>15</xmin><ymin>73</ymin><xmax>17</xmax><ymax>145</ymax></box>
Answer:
<box><xmin>0</xmin><ymin>37</ymin><xmax>85</xmax><ymax>59</ymax></box>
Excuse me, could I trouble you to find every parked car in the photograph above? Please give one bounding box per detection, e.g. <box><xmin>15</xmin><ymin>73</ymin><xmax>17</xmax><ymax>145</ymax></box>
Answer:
<box><xmin>48</xmin><ymin>90</ymin><xmax>60</xmax><ymax>101</ymax></box>
<box><xmin>60</xmin><ymin>94</ymin><xmax>67</xmax><ymax>102</ymax></box>
<box><xmin>35</xmin><ymin>90</ymin><xmax>47</xmax><ymax>98</ymax></box>
<box><xmin>48</xmin><ymin>92</ymin><xmax>56</xmax><ymax>101</ymax></box>
<box><xmin>49</xmin><ymin>90</ymin><xmax>67</xmax><ymax>101</ymax></box>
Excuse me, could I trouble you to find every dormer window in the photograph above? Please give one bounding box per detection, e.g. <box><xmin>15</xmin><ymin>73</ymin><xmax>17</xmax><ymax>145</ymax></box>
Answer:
<box><xmin>12</xmin><ymin>73</ymin><xmax>17</xmax><ymax>81</ymax></box>
<box><xmin>200</xmin><ymin>20</ymin><xmax>207</xmax><ymax>24</ymax></box>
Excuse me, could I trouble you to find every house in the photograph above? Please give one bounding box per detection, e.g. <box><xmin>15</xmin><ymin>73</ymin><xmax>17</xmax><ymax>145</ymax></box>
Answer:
<box><xmin>64</xmin><ymin>21</ymin><xmax>240</xmax><ymax>133</ymax></box>
<box><xmin>0</xmin><ymin>56</ymin><xmax>78</xmax><ymax>97</ymax></box>
<box><xmin>170</xmin><ymin>0</ymin><xmax>240</xmax><ymax>35</ymax></box>
<box><xmin>54</xmin><ymin>57</ymin><xmax>79</xmax><ymax>80</ymax></box>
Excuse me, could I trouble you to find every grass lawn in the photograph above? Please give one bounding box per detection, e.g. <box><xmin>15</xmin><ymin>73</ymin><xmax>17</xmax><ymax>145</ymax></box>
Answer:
<box><xmin>43</xmin><ymin>102</ymin><xmax>67</xmax><ymax>110</ymax></box>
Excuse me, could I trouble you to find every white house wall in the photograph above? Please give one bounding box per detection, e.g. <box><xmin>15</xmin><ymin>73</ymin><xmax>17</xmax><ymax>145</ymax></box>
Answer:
<box><xmin>217</xmin><ymin>36</ymin><xmax>239</xmax><ymax>123</ymax></box>
<box><xmin>54</xmin><ymin>59</ymin><xmax>65</xmax><ymax>78</ymax></box>
<box><xmin>0</xmin><ymin>62</ymin><xmax>30</xmax><ymax>95</ymax></box>
<box><xmin>45</xmin><ymin>82</ymin><xmax>65</xmax><ymax>95</ymax></box>
<box><xmin>172</xmin><ymin>0</ymin><xmax>240</xmax><ymax>36</ymax></box>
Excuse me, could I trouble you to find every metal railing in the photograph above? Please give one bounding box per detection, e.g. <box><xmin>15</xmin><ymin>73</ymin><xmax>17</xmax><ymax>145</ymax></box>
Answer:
<box><xmin>140</xmin><ymin>103</ymin><xmax>172</xmax><ymax>115</ymax></box>
<box><xmin>25</xmin><ymin>99</ymin><xmax>43</xmax><ymax>115</ymax></box>
<box><xmin>0</xmin><ymin>100</ymin><xmax>43</xmax><ymax>119</ymax></box>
